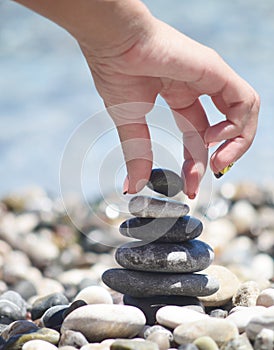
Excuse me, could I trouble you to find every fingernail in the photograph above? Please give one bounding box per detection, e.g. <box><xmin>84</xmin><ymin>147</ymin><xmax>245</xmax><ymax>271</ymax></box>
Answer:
<box><xmin>188</xmin><ymin>193</ymin><xmax>196</xmax><ymax>200</ymax></box>
<box><xmin>214</xmin><ymin>162</ymin><xmax>234</xmax><ymax>179</ymax></box>
<box><xmin>123</xmin><ymin>175</ymin><xmax>129</xmax><ymax>195</ymax></box>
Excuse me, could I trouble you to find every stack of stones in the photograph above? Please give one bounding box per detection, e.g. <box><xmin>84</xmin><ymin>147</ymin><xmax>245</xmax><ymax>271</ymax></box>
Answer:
<box><xmin>102</xmin><ymin>169</ymin><xmax>219</xmax><ymax>324</ymax></box>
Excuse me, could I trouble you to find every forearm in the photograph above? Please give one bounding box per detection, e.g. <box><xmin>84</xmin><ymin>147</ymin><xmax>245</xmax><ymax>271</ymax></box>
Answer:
<box><xmin>12</xmin><ymin>0</ymin><xmax>153</xmax><ymax>54</ymax></box>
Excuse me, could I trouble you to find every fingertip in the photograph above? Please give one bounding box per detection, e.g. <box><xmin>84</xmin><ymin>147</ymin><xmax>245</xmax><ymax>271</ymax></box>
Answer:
<box><xmin>126</xmin><ymin>159</ymin><xmax>152</xmax><ymax>194</ymax></box>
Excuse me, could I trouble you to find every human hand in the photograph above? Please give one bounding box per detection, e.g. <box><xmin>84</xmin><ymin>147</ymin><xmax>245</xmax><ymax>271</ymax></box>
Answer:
<box><xmin>82</xmin><ymin>10</ymin><xmax>259</xmax><ymax>198</ymax></box>
<box><xmin>13</xmin><ymin>0</ymin><xmax>260</xmax><ymax>198</ymax></box>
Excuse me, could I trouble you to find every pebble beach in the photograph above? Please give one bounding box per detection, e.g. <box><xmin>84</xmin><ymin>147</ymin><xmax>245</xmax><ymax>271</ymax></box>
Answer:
<box><xmin>0</xmin><ymin>178</ymin><xmax>273</xmax><ymax>350</ymax></box>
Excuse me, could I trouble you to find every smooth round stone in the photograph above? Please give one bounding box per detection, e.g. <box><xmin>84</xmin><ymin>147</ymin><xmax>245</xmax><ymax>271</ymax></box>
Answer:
<box><xmin>31</xmin><ymin>293</ymin><xmax>69</xmax><ymax>320</ymax></box>
<box><xmin>193</xmin><ymin>336</ymin><xmax>219</xmax><ymax>350</ymax></box>
<box><xmin>232</xmin><ymin>281</ymin><xmax>260</xmax><ymax>307</ymax></box>
<box><xmin>40</xmin><ymin>305</ymin><xmax>68</xmax><ymax>330</ymax></box>
<box><xmin>61</xmin><ymin>304</ymin><xmax>146</xmax><ymax>342</ymax></box>
<box><xmin>128</xmin><ymin>196</ymin><xmax>189</xmax><ymax>218</ymax></box>
<box><xmin>110</xmin><ymin>339</ymin><xmax>158</xmax><ymax>350</ymax></box>
<box><xmin>115</xmin><ymin>240</ymin><xmax>214</xmax><ymax>273</ymax></box>
<box><xmin>59</xmin><ymin>330</ymin><xmax>89</xmax><ymax>348</ymax></box>
<box><xmin>59</xmin><ymin>347</ymin><xmax>77</xmax><ymax>350</ymax></box>
<box><xmin>146</xmin><ymin>168</ymin><xmax>183</xmax><ymax>197</ymax></box>
<box><xmin>119</xmin><ymin>216</ymin><xmax>203</xmax><ymax>243</ymax></box>
<box><xmin>254</xmin><ymin>328</ymin><xmax>274</xmax><ymax>350</ymax></box>
<box><xmin>146</xmin><ymin>331</ymin><xmax>170</xmax><ymax>350</ymax></box>
<box><xmin>174</xmin><ymin>318</ymin><xmax>238</xmax><ymax>346</ymax></box>
<box><xmin>246</xmin><ymin>308</ymin><xmax>274</xmax><ymax>340</ymax></box>
<box><xmin>199</xmin><ymin>265</ymin><xmax>240</xmax><ymax>306</ymax></box>
<box><xmin>22</xmin><ymin>339</ymin><xmax>58</xmax><ymax>349</ymax></box>
<box><xmin>227</xmin><ymin>306</ymin><xmax>266</xmax><ymax>333</ymax></box>
<box><xmin>102</xmin><ymin>269</ymin><xmax>219</xmax><ymax>298</ymax></box>
<box><xmin>123</xmin><ymin>295</ymin><xmax>203</xmax><ymax>325</ymax></box>
<box><xmin>0</xmin><ymin>300</ymin><xmax>26</xmax><ymax>324</ymax></box>
<box><xmin>73</xmin><ymin>286</ymin><xmax>113</xmax><ymax>305</ymax></box>
<box><xmin>156</xmin><ymin>306</ymin><xmax>208</xmax><ymax>329</ymax></box>
<box><xmin>256</xmin><ymin>288</ymin><xmax>274</xmax><ymax>307</ymax></box>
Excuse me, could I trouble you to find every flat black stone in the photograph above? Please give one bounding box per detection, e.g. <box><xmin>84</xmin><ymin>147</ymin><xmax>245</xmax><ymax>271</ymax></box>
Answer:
<box><xmin>115</xmin><ymin>240</ymin><xmax>214</xmax><ymax>273</ymax></box>
<box><xmin>119</xmin><ymin>216</ymin><xmax>203</xmax><ymax>243</ymax></box>
<box><xmin>147</xmin><ymin>168</ymin><xmax>183</xmax><ymax>197</ymax></box>
<box><xmin>102</xmin><ymin>269</ymin><xmax>219</xmax><ymax>297</ymax></box>
<box><xmin>128</xmin><ymin>196</ymin><xmax>189</xmax><ymax>218</ymax></box>
<box><xmin>123</xmin><ymin>295</ymin><xmax>203</xmax><ymax>325</ymax></box>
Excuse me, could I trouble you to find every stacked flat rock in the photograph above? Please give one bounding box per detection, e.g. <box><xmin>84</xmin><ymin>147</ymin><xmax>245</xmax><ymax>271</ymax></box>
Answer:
<box><xmin>102</xmin><ymin>169</ymin><xmax>219</xmax><ymax>322</ymax></box>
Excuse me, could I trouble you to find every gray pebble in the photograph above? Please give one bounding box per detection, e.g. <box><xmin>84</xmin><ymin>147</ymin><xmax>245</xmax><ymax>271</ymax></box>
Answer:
<box><xmin>147</xmin><ymin>331</ymin><xmax>170</xmax><ymax>350</ymax></box>
<box><xmin>146</xmin><ymin>168</ymin><xmax>182</xmax><ymax>197</ymax></box>
<box><xmin>115</xmin><ymin>240</ymin><xmax>214</xmax><ymax>273</ymax></box>
<box><xmin>210</xmin><ymin>309</ymin><xmax>228</xmax><ymax>318</ymax></box>
<box><xmin>221</xmin><ymin>333</ymin><xmax>253</xmax><ymax>349</ymax></box>
<box><xmin>119</xmin><ymin>216</ymin><xmax>203</xmax><ymax>243</ymax></box>
<box><xmin>102</xmin><ymin>268</ymin><xmax>219</xmax><ymax>297</ymax></box>
<box><xmin>31</xmin><ymin>292</ymin><xmax>69</xmax><ymax>320</ymax></box>
<box><xmin>128</xmin><ymin>196</ymin><xmax>189</xmax><ymax>218</ymax></box>
<box><xmin>178</xmin><ymin>345</ymin><xmax>199</xmax><ymax>350</ymax></box>
<box><xmin>59</xmin><ymin>330</ymin><xmax>89</xmax><ymax>348</ymax></box>
<box><xmin>246</xmin><ymin>309</ymin><xmax>274</xmax><ymax>340</ymax></box>
<box><xmin>144</xmin><ymin>325</ymin><xmax>173</xmax><ymax>341</ymax></box>
<box><xmin>254</xmin><ymin>328</ymin><xmax>274</xmax><ymax>350</ymax></box>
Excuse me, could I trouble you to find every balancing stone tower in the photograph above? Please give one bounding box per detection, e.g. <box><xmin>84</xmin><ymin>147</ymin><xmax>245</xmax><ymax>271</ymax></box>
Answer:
<box><xmin>102</xmin><ymin>168</ymin><xmax>219</xmax><ymax>324</ymax></box>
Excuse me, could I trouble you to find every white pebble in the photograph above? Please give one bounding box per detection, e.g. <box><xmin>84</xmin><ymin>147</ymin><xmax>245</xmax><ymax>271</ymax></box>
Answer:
<box><xmin>227</xmin><ymin>306</ymin><xmax>266</xmax><ymax>332</ymax></box>
<box><xmin>74</xmin><ymin>286</ymin><xmax>113</xmax><ymax>305</ymax></box>
<box><xmin>22</xmin><ymin>339</ymin><xmax>58</xmax><ymax>350</ymax></box>
<box><xmin>156</xmin><ymin>305</ymin><xmax>208</xmax><ymax>329</ymax></box>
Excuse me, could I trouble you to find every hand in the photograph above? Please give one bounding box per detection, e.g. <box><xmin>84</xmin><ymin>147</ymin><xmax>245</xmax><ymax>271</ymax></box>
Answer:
<box><xmin>13</xmin><ymin>0</ymin><xmax>260</xmax><ymax>198</ymax></box>
<box><xmin>82</xmin><ymin>12</ymin><xmax>260</xmax><ymax>198</ymax></box>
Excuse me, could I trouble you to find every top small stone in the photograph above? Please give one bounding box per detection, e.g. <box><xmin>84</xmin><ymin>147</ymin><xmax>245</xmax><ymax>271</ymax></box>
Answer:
<box><xmin>147</xmin><ymin>168</ymin><xmax>183</xmax><ymax>197</ymax></box>
<box><xmin>128</xmin><ymin>196</ymin><xmax>189</xmax><ymax>218</ymax></box>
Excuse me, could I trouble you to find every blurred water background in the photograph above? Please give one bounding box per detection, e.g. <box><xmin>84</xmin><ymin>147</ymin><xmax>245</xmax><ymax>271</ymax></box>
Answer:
<box><xmin>0</xmin><ymin>0</ymin><xmax>274</xmax><ymax>200</ymax></box>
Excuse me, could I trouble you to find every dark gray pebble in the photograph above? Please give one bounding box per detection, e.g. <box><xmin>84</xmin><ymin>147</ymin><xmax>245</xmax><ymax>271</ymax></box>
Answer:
<box><xmin>41</xmin><ymin>305</ymin><xmax>68</xmax><ymax>331</ymax></box>
<box><xmin>124</xmin><ymin>295</ymin><xmax>203</xmax><ymax>325</ymax></box>
<box><xmin>115</xmin><ymin>240</ymin><xmax>214</xmax><ymax>273</ymax></box>
<box><xmin>119</xmin><ymin>216</ymin><xmax>203</xmax><ymax>243</ymax></box>
<box><xmin>31</xmin><ymin>293</ymin><xmax>69</xmax><ymax>320</ymax></box>
<box><xmin>62</xmin><ymin>300</ymin><xmax>87</xmax><ymax>320</ymax></box>
<box><xmin>147</xmin><ymin>168</ymin><xmax>183</xmax><ymax>197</ymax></box>
<box><xmin>129</xmin><ymin>196</ymin><xmax>189</xmax><ymax>218</ymax></box>
<box><xmin>102</xmin><ymin>269</ymin><xmax>219</xmax><ymax>297</ymax></box>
